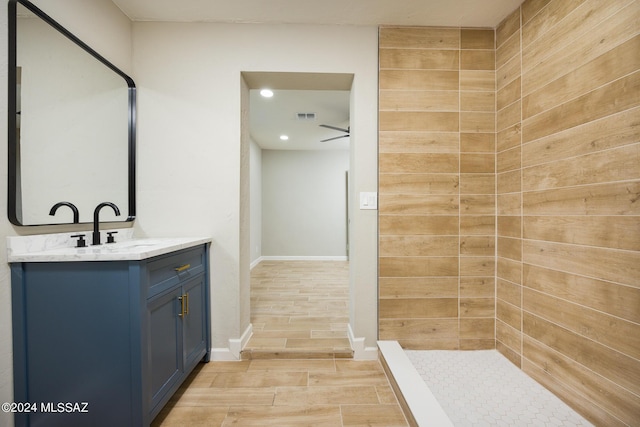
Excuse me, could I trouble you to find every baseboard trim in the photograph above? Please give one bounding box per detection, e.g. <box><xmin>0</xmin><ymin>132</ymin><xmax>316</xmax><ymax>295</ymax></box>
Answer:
<box><xmin>251</xmin><ymin>256</ymin><xmax>348</xmax><ymax>270</ymax></box>
<box><xmin>210</xmin><ymin>324</ymin><xmax>253</xmax><ymax>361</ymax></box>
<box><xmin>250</xmin><ymin>257</ymin><xmax>262</xmax><ymax>270</ymax></box>
<box><xmin>348</xmin><ymin>324</ymin><xmax>379</xmax><ymax>360</ymax></box>
<box><xmin>260</xmin><ymin>256</ymin><xmax>348</xmax><ymax>262</ymax></box>
<box><xmin>210</xmin><ymin>347</ymin><xmax>240</xmax><ymax>361</ymax></box>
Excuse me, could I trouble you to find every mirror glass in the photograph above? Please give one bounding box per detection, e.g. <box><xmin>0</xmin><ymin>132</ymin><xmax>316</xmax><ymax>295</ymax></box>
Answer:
<box><xmin>8</xmin><ymin>0</ymin><xmax>135</xmax><ymax>225</ymax></box>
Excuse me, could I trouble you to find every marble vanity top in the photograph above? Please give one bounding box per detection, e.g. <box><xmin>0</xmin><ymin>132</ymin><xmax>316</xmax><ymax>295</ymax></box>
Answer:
<box><xmin>7</xmin><ymin>229</ymin><xmax>211</xmax><ymax>262</ymax></box>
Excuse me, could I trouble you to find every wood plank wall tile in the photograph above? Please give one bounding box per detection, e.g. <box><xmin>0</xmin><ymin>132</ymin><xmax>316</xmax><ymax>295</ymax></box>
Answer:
<box><xmin>379</xmin><ymin>26</ymin><xmax>495</xmax><ymax>350</ymax></box>
<box><xmin>380</xmin><ymin>1</ymin><xmax>639</xmax><ymax>421</ymax></box>
<box><xmin>496</xmin><ymin>4</ymin><xmax>523</xmax><ymax>369</ymax></box>
<box><xmin>500</xmin><ymin>0</ymin><xmax>640</xmax><ymax>424</ymax></box>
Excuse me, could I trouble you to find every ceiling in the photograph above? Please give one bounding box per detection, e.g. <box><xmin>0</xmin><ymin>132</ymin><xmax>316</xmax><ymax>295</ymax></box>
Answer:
<box><xmin>112</xmin><ymin>0</ymin><xmax>523</xmax><ymax>28</ymax></box>
<box><xmin>111</xmin><ymin>0</ymin><xmax>524</xmax><ymax>151</ymax></box>
<box><xmin>250</xmin><ymin>89</ymin><xmax>351</xmax><ymax>151</ymax></box>
<box><xmin>244</xmin><ymin>72</ymin><xmax>353</xmax><ymax>151</ymax></box>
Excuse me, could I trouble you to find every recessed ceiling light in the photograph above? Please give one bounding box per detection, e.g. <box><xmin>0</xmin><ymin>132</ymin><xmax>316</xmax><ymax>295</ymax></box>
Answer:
<box><xmin>260</xmin><ymin>89</ymin><xmax>274</xmax><ymax>98</ymax></box>
<box><xmin>279</xmin><ymin>135</ymin><xmax>289</xmax><ymax>141</ymax></box>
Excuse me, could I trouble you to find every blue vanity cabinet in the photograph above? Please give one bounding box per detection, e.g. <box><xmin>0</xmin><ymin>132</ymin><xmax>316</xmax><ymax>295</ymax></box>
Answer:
<box><xmin>11</xmin><ymin>244</ymin><xmax>210</xmax><ymax>427</ymax></box>
<box><xmin>147</xmin><ymin>274</ymin><xmax>208</xmax><ymax>416</ymax></box>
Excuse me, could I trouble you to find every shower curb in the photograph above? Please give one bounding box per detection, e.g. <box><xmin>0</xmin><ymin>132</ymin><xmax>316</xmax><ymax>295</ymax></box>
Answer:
<box><xmin>378</xmin><ymin>341</ymin><xmax>453</xmax><ymax>427</ymax></box>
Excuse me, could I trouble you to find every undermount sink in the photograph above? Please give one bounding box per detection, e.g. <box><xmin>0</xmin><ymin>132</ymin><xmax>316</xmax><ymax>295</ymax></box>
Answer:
<box><xmin>105</xmin><ymin>239</ymin><xmax>165</xmax><ymax>249</ymax></box>
<box><xmin>82</xmin><ymin>238</ymin><xmax>194</xmax><ymax>254</ymax></box>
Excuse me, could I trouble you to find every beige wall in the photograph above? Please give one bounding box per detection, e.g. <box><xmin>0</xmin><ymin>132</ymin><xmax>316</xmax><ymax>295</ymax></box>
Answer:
<box><xmin>261</xmin><ymin>149</ymin><xmax>349</xmax><ymax>257</ymax></box>
<box><xmin>131</xmin><ymin>22</ymin><xmax>380</xmax><ymax>353</ymax></box>
<box><xmin>496</xmin><ymin>0</ymin><xmax>640</xmax><ymax>425</ymax></box>
<box><xmin>378</xmin><ymin>26</ymin><xmax>497</xmax><ymax>350</ymax></box>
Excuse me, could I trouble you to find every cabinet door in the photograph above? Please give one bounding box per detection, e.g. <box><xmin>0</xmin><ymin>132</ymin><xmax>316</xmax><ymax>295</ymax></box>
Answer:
<box><xmin>148</xmin><ymin>287</ymin><xmax>183</xmax><ymax>412</ymax></box>
<box><xmin>182</xmin><ymin>275</ymin><xmax>207</xmax><ymax>369</ymax></box>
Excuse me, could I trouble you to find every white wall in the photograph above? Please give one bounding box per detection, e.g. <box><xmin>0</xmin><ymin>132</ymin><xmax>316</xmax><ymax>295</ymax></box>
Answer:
<box><xmin>0</xmin><ymin>1</ymin><xmax>132</xmax><ymax>425</ymax></box>
<box><xmin>132</xmin><ymin>22</ymin><xmax>379</xmax><ymax>353</ymax></box>
<box><xmin>249</xmin><ymin>139</ymin><xmax>262</xmax><ymax>265</ymax></box>
<box><xmin>262</xmin><ymin>149</ymin><xmax>348</xmax><ymax>258</ymax></box>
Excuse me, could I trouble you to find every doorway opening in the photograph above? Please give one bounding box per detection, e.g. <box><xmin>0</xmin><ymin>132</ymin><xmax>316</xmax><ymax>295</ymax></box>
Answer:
<box><xmin>241</xmin><ymin>71</ymin><xmax>354</xmax><ymax>358</ymax></box>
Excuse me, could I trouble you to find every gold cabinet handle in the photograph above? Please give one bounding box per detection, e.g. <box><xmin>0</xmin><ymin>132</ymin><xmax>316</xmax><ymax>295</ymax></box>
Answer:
<box><xmin>174</xmin><ymin>264</ymin><xmax>191</xmax><ymax>273</ymax></box>
<box><xmin>184</xmin><ymin>293</ymin><xmax>189</xmax><ymax>315</ymax></box>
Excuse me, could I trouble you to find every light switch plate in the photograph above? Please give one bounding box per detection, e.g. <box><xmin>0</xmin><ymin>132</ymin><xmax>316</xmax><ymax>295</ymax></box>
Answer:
<box><xmin>359</xmin><ymin>192</ymin><xmax>378</xmax><ymax>210</ymax></box>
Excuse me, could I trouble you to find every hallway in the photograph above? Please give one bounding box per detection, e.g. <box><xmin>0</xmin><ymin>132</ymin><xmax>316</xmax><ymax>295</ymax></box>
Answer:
<box><xmin>243</xmin><ymin>260</ymin><xmax>352</xmax><ymax>359</ymax></box>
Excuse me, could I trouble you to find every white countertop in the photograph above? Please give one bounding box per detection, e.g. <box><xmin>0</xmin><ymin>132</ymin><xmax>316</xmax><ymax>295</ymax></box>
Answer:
<box><xmin>7</xmin><ymin>230</ymin><xmax>211</xmax><ymax>262</ymax></box>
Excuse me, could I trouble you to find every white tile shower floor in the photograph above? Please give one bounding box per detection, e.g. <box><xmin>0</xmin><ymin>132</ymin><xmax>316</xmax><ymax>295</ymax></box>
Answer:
<box><xmin>404</xmin><ymin>350</ymin><xmax>593</xmax><ymax>427</ymax></box>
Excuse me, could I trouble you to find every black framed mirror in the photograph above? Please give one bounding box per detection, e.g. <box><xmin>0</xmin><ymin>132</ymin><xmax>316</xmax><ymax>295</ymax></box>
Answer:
<box><xmin>8</xmin><ymin>0</ymin><xmax>136</xmax><ymax>225</ymax></box>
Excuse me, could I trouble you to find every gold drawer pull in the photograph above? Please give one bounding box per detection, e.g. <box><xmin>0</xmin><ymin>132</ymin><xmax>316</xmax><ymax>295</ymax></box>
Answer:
<box><xmin>174</xmin><ymin>264</ymin><xmax>191</xmax><ymax>273</ymax></box>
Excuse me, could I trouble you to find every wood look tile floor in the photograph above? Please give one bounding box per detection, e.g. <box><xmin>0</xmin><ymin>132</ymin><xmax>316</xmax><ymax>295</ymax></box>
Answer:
<box><xmin>153</xmin><ymin>261</ymin><xmax>409</xmax><ymax>426</ymax></box>
<box><xmin>244</xmin><ymin>260</ymin><xmax>353</xmax><ymax>359</ymax></box>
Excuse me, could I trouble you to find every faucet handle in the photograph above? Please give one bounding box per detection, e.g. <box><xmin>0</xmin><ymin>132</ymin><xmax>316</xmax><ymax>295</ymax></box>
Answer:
<box><xmin>106</xmin><ymin>231</ymin><xmax>118</xmax><ymax>244</ymax></box>
<box><xmin>70</xmin><ymin>234</ymin><xmax>87</xmax><ymax>248</ymax></box>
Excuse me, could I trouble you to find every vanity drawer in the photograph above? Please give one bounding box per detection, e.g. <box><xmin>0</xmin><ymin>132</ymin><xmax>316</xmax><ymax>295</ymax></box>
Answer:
<box><xmin>147</xmin><ymin>246</ymin><xmax>205</xmax><ymax>298</ymax></box>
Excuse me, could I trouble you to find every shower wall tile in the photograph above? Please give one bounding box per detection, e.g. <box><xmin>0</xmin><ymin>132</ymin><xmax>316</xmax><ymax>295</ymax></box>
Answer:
<box><xmin>379</xmin><ymin>173</ymin><xmax>459</xmax><ymax>195</ymax></box>
<box><xmin>460</xmin><ymin>153</ymin><xmax>494</xmax><ymax>173</ymax></box>
<box><xmin>461</xmin><ymin>29</ymin><xmax>495</xmax><ymax>49</ymax></box>
<box><xmin>379</xmin><ymin>26</ymin><xmax>495</xmax><ymax>350</ymax></box>
<box><xmin>379</xmin><ymin>298</ymin><xmax>458</xmax><ymax>319</ymax></box>
<box><xmin>460</xmin><ymin>277</ymin><xmax>495</xmax><ymax>298</ymax></box>
<box><xmin>379</xmin><ymin>235</ymin><xmax>459</xmax><ymax>257</ymax></box>
<box><xmin>497</xmin><ymin>77</ymin><xmax>520</xmax><ymax>110</ymax></box>
<box><xmin>459</xmin><ymin>215</ymin><xmax>495</xmax><ymax>235</ymax></box>
<box><xmin>379</xmin><ymin>27</ymin><xmax>460</xmax><ymax>49</ymax></box>
<box><xmin>498</xmin><ymin>0</ymin><xmax>640</xmax><ymax>424</ymax></box>
<box><xmin>523</xmin><ymin>264</ymin><xmax>640</xmax><ymax>324</ymax></box>
<box><xmin>380</xmin><ymin>6</ymin><xmax>639</xmax><ymax>422</ymax></box>
<box><xmin>379</xmin><ymin>215</ymin><xmax>458</xmax><ymax>235</ymax></box>
<box><xmin>497</xmin><ymin>237</ymin><xmax>521</xmax><ymax>261</ymax></box>
<box><xmin>495</xmin><ymin>0</ymin><xmax>523</xmax><ymax>370</ymax></box>
<box><xmin>378</xmin><ymin>111</ymin><xmax>459</xmax><ymax>131</ymax></box>
<box><xmin>379</xmin><ymin>70</ymin><xmax>459</xmax><ymax>91</ymax></box>
<box><xmin>460</xmin><ymin>236</ymin><xmax>494</xmax><ymax>256</ymax></box>
<box><xmin>460</xmin><ymin>195</ymin><xmax>495</xmax><ymax>215</ymax></box>
<box><xmin>379</xmin><ymin>153</ymin><xmax>459</xmax><ymax>173</ymax></box>
<box><xmin>460</xmin><ymin>318</ymin><xmax>494</xmax><ymax>338</ymax></box>
<box><xmin>460</xmin><ymin>92</ymin><xmax>494</xmax><ymax>111</ymax></box>
<box><xmin>460</xmin><ymin>133</ymin><xmax>495</xmax><ymax>152</ymax></box>
<box><xmin>496</xmin><ymin>321</ymin><xmax>522</xmax><ymax>363</ymax></box>
<box><xmin>378</xmin><ymin>277</ymin><xmax>458</xmax><ymax>298</ymax></box>
<box><xmin>459</xmin><ymin>70</ymin><xmax>495</xmax><ymax>91</ymax></box>
<box><xmin>497</xmin><ymin>215</ymin><xmax>520</xmax><ymax>238</ymax></box>
<box><xmin>379</xmin><ymin>131</ymin><xmax>459</xmax><ymax>153</ymax></box>
<box><xmin>459</xmin><ymin>174</ymin><xmax>494</xmax><ymax>194</ymax></box>
<box><xmin>496</xmin><ymin>123</ymin><xmax>521</xmax><ymax>152</ymax></box>
<box><xmin>379</xmin><ymin>318</ymin><xmax>459</xmax><ymax>350</ymax></box>
<box><xmin>496</xmin><ymin>146</ymin><xmax>520</xmax><ymax>173</ymax></box>
<box><xmin>460</xmin><ymin>50</ymin><xmax>495</xmax><ymax>70</ymax></box>
<box><xmin>379</xmin><ymin>49</ymin><xmax>459</xmax><ymax>70</ymax></box>
<box><xmin>497</xmin><ymin>257</ymin><xmax>521</xmax><ymax>285</ymax></box>
<box><xmin>496</xmin><ymin>279</ymin><xmax>521</xmax><ymax>307</ymax></box>
<box><xmin>379</xmin><ymin>91</ymin><xmax>459</xmax><ymax>111</ymax></box>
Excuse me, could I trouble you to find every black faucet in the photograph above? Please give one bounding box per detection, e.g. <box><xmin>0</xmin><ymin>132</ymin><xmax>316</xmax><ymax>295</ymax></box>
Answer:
<box><xmin>49</xmin><ymin>201</ymin><xmax>80</xmax><ymax>223</ymax></box>
<box><xmin>92</xmin><ymin>202</ymin><xmax>121</xmax><ymax>246</ymax></box>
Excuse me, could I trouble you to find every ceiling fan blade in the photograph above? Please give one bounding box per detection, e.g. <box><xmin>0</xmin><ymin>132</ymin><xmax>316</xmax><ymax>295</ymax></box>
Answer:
<box><xmin>320</xmin><ymin>134</ymin><xmax>349</xmax><ymax>142</ymax></box>
<box><xmin>319</xmin><ymin>124</ymin><xmax>349</xmax><ymax>133</ymax></box>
